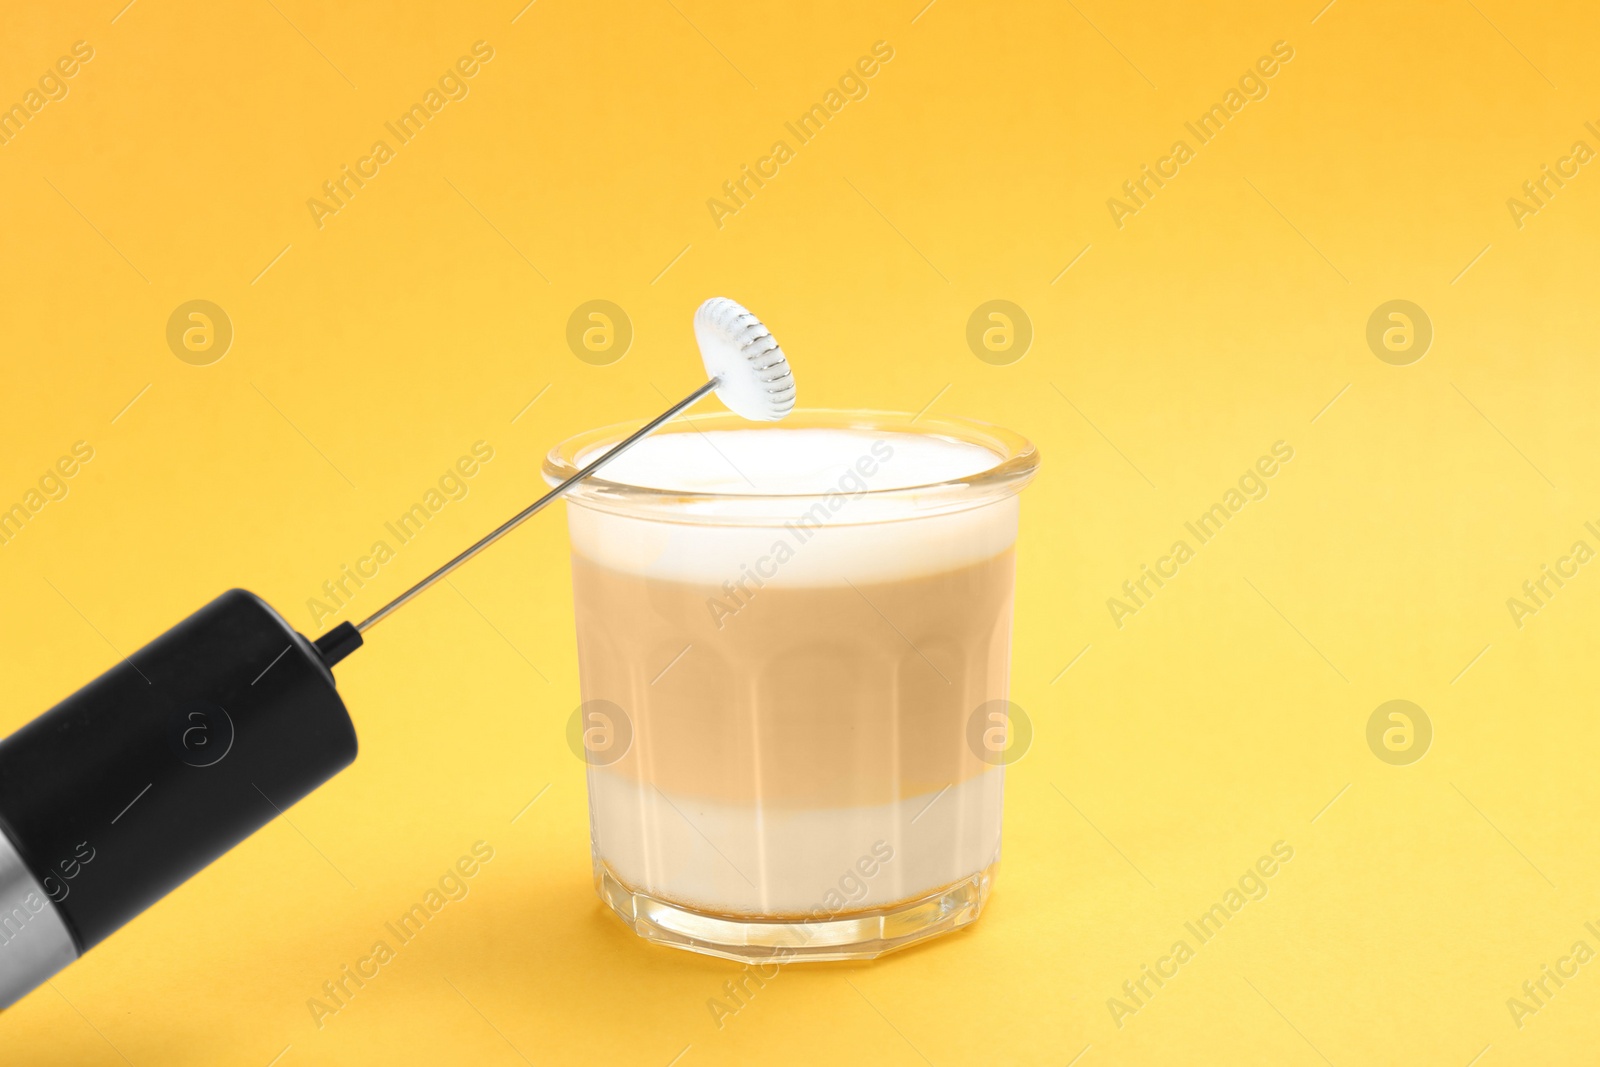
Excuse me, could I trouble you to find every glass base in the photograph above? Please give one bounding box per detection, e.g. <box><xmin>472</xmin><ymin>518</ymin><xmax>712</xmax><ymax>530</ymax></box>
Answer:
<box><xmin>594</xmin><ymin>860</ymin><xmax>995</xmax><ymax>963</ymax></box>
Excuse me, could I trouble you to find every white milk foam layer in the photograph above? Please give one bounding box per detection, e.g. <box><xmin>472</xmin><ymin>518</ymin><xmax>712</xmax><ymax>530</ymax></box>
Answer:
<box><xmin>590</xmin><ymin>428</ymin><xmax>998</xmax><ymax>495</ymax></box>
<box><xmin>589</xmin><ymin>768</ymin><xmax>1003</xmax><ymax>914</ymax></box>
<box><xmin>570</xmin><ymin>428</ymin><xmax>1016</xmax><ymax>586</ymax></box>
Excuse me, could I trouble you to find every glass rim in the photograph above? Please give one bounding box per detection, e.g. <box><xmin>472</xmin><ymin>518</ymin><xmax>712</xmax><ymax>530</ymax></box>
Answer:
<box><xmin>543</xmin><ymin>408</ymin><xmax>1039</xmax><ymax>523</ymax></box>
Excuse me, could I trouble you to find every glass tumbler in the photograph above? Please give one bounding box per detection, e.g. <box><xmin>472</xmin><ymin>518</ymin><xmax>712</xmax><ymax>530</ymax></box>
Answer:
<box><xmin>545</xmin><ymin>410</ymin><xmax>1038</xmax><ymax>962</ymax></box>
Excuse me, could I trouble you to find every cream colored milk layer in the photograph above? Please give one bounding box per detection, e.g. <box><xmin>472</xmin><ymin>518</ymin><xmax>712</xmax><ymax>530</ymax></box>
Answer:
<box><xmin>564</xmin><ymin>425</ymin><xmax>1019</xmax><ymax>918</ymax></box>
<box><xmin>590</xmin><ymin>768</ymin><xmax>1003</xmax><ymax>915</ymax></box>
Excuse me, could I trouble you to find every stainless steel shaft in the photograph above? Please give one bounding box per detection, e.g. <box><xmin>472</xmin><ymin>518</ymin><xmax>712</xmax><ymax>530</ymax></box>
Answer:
<box><xmin>356</xmin><ymin>378</ymin><xmax>719</xmax><ymax>634</ymax></box>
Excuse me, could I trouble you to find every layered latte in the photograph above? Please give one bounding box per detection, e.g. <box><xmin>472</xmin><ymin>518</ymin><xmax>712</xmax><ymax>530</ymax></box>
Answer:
<box><xmin>558</xmin><ymin>421</ymin><xmax>1028</xmax><ymax>947</ymax></box>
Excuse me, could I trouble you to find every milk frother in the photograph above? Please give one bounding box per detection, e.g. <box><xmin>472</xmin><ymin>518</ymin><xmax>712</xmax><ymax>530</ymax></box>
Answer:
<box><xmin>0</xmin><ymin>298</ymin><xmax>795</xmax><ymax>1008</ymax></box>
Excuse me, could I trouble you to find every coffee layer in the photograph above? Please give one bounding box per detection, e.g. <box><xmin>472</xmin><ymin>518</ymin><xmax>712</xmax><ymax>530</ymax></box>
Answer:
<box><xmin>570</xmin><ymin>548</ymin><xmax>1015</xmax><ymax>807</ymax></box>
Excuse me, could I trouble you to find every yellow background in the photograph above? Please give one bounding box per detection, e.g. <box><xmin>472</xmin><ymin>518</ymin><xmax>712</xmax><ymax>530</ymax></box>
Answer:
<box><xmin>1</xmin><ymin>0</ymin><xmax>1595</xmax><ymax>1063</ymax></box>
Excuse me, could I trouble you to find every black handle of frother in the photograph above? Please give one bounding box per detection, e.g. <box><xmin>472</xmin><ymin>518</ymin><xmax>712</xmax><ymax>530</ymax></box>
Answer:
<box><xmin>0</xmin><ymin>589</ymin><xmax>359</xmax><ymax>1001</ymax></box>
